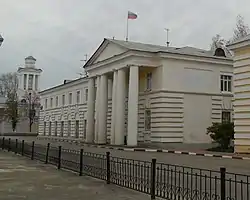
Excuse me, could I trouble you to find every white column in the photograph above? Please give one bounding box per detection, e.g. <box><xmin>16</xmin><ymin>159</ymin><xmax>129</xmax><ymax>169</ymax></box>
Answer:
<box><xmin>110</xmin><ymin>70</ymin><xmax>117</xmax><ymax>144</ymax></box>
<box><xmin>127</xmin><ymin>65</ymin><xmax>139</xmax><ymax>146</ymax></box>
<box><xmin>86</xmin><ymin>78</ymin><xmax>95</xmax><ymax>143</ymax></box>
<box><xmin>26</xmin><ymin>74</ymin><xmax>29</xmax><ymax>90</ymax></box>
<box><xmin>94</xmin><ymin>76</ymin><xmax>100</xmax><ymax>143</ymax></box>
<box><xmin>32</xmin><ymin>74</ymin><xmax>35</xmax><ymax>90</ymax></box>
<box><xmin>115</xmin><ymin>69</ymin><xmax>126</xmax><ymax>145</ymax></box>
<box><xmin>98</xmin><ymin>74</ymin><xmax>108</xmax><ymax>144</ymax></box>
<box><xmin>23</xmin><ymin>74</ymin><xmax>26</xmax><ymax>90</ymax></box>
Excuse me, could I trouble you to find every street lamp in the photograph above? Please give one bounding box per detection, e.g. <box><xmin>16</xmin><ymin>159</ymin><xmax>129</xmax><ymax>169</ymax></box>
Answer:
<box><xmin>0</xmin><ymin>34</ymin><xmax>4</xmax><ymax>47</ymax></box>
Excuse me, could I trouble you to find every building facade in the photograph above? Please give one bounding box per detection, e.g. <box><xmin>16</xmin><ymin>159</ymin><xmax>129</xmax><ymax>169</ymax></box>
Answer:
<box><xmin>39</xmin><ymin>78</ymin><xmax>89</xmax><ymax>138</ymax></box>
<box><xmin>228</xmin><ymin>35</ymin><xmax>250</xmax><ymax>153</ymax></box>
<box><xmin>39</xmin><ymin>39</ymin><xmax>233</xmax><ymax>145</ymax></box>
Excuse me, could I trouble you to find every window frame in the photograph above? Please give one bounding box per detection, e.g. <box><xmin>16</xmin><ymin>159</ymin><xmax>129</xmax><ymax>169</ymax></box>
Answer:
<box><xmin>220</xmin><ymin>74</ymin><xmax>232</xmax><ymax>93</ymax></box>
<box><xmin>85</xmin><ymin>88</ymin><xmax>88</xmax><ymax>102</ymax></box>
<box><xmin>50</xmin><ymin>97</ymin><xmax>53</xmax><ymax>108</ymax></box>
<box><xmin>56</xmin><ymin>96</ymin><xmax>59</xmax><ymax>107</ymax></box>
<box><xmin>222</xmin><ymin>111</ymin><xmax>231</xmax><ymax>123</ymax></box>
<box><xmin>69</xmin><ymin>92</ymin><xmax>73</xmax><ymax>105</ymax></box>
<box><xmin>62</xmin><ymin>94</ymin><xmax>65</xmax><ymax>106</ymax></box>
<box><xmin>144</xmin><ymin>109</ymin><xmax>151</xmax><ymax>131</ymax></box>
<box><xmin>76</xmin><ymin>91</ymin><xmax>80</xmax><ymax>104</ymax></box>
<box><xmin>45</xmin><ymin>99</ymin><xmax>48</xmax><ymax>109</ymax></box>
<box><xmin>145</xmin><ymin>72</ymin><xmax>152</xmax><ymax>91</ymax></box>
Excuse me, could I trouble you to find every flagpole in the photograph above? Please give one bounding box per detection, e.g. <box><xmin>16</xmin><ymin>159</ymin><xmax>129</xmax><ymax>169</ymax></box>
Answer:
<box><xmin>126</xmin><ymin>12</ymin><xmax>129</xmax><ymax>41</ymax></box>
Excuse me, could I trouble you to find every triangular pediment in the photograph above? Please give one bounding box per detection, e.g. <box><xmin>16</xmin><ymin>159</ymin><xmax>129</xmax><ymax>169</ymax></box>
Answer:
<box><xmin>85</xmin><ymin>39</ymin><xmax>129</xmax><ymax>67</ymax></box>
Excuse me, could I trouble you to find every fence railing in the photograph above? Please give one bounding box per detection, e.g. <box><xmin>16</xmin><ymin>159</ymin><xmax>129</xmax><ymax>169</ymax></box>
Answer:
<box><xmin>1</xmin><ymin>137</ymin><xmax>249</xmax><ymax>200</ymax></box>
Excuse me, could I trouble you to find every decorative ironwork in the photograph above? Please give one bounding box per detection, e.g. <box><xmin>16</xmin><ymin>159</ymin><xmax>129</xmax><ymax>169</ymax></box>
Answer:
<box><xmin>1</xmin><ymin>137</ymin><xmax>249</xmax><ymax>200</ymax></box>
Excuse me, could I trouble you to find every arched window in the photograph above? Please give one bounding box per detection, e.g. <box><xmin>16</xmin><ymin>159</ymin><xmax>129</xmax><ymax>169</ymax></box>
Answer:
<box><xmin>214</xmin><ymin>48</ymin><xmax>226</xmax><ymax>57</ymax></box>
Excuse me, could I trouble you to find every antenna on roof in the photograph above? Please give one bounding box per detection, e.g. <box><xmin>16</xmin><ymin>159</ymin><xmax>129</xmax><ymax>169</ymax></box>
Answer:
<box><xmin>164</xmin><ymin>28</ymin><xmax>170</xmax><ymax>47</ymax></box>
<box><xmin>80</xmin><ymin>54</ymin><xmax>88</xmax><ymax>64</ymax></box>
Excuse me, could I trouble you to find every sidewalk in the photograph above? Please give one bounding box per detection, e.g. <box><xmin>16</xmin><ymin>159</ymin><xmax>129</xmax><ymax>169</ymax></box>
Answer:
<box><xmin>0</xmin><ymin>150</ymin><xmax>149</xmax><ymax>200</ymax></box>
<box><xmin>36</xmin><ymin>136</ymin><xmax>250</xmax><ymax>160</ymax></box>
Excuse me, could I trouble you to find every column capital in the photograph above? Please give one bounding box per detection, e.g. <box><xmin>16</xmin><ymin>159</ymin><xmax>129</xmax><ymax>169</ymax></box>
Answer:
<box><xmin>112</xmin><ymin>68</ymin><xmax>118</xmax><ymax>72</ymax></box>
<box><xmin>127</xmin><ymin>64</ymin><xmax>138</xmax><ymax>68</ymax></box>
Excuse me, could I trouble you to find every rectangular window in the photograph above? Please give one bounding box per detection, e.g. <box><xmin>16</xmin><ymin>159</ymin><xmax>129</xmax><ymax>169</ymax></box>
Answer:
<box><xmin>68</xmin><ymin>120</ymin><xmax>71</xmax><ymax>137</ymax></box>
<box><xmin>45</xmin><ymin>99</ymin><xmax>48</xmax><ymax>109</ymax></box>
<box><xmin>146</xmin><ymin>72</ymin><xmax>152</xmax><ymax>91</ymax></box>
<box><xmin>83</xmin><ymin>119</ymin><xmax>87</xmax><ymax>139</ymax></box>
<box><xmin>24</xmin><ymin>74</ymin><xmax>27</xmax><ymax>90</ymax></box>
<box><xmin>54</xmin><ymin>121</ymin><xmax>57</xmax><ymax>136</ymax></box>
<box><xmin>56</xmin><ymin>96</ymin><xmax>59</xmax><ymax>107</ymax></box>
<box><xmin>43</xmin><ymin>122</ymin><xmax>46</xmax><ymax>135</ymax></box>
<box><xmin>62</xmin><ymin>95</ymin><xmax>65</xmax><ymax>106</ymax></box>
<box><xmin>220</xmin><ymin>75</ymin><xmax>232</xmax><ymax>92</ymax></box>
<box><xmin>50</xmin><ymin>98</ymin><xmax>53</xmax><ymax>108</ymax></box>
<box><xmin>61</xmin><ymin>121</ymin><xmax>64</xmax><ymax>137</ymax></box>
<box><xmin>28</xmin><ymin>74</ymin><xmax>33</xmax><ymax>90</ymax></box>
<box><xmin>49</xmin><ymin>122</ymin><xmax>52</xmax><ymax>136</ymax></box>
<box><xmin>145</xmin><ymin>109</ymin><xmax>151</xmax><ymax>131</ymax></box>
<box><xmin>76</xmin><ymin>91</ymin><xmax>80</xmax><ymax>104</ymax></box>
<box><xmin>75</xmin><ymin>120</ymin><xmax>79</xmax><ymax>138</ymax></box>
<box><xmin>85</xmin><ymin>88</ymin><xmax>88</xmax><ymax>102</ymax></box>
<box><xmin>222</xmin><ymin>111</ymin><xmax>231</xmax><ymax>123</ymax></box>
<box><xmin>69</xmin><ymin>93</ymin><xmax>72</xmax><ymax>104</ymax></box>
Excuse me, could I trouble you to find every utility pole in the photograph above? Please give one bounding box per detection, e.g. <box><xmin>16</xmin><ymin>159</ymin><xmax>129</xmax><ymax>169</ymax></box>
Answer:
<box><xmin>164</xmin><ymin>28</ymin><xmax>170</xmax><ymax>47</ymax></box>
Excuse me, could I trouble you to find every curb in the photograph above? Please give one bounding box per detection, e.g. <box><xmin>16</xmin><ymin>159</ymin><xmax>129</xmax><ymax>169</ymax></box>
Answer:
<box><xmin>37</xmin><ymin>136</ymin><xmax>250</xmax><ymax>161</ymax></box>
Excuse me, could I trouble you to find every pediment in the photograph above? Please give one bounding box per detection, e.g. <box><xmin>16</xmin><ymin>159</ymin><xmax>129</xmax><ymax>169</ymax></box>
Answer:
<box><xmin>85</xmin><ymin>39</ymin><xmax>128</xmax><ymax>67</ymax></box>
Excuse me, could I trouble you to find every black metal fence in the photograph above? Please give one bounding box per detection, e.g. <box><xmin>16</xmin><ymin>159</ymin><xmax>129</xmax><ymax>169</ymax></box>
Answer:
<box><xmin>1</xmin><ymin>137</ymin><xmax>249</xmax><ymax>200</ymax></box>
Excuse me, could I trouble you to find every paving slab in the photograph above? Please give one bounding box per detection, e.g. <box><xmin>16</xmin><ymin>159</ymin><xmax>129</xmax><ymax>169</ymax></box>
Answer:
<box><xmin>0</xmin><ymin>150</ymin><xmax>150</xmax><ymax>200</ymax></box>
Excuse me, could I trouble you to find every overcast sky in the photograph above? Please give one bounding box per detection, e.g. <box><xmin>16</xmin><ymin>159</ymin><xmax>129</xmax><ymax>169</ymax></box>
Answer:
<box><xmin>0</xmin><ymin>0</ymin><xmax>247</xmax><ymax>90</ymax></box>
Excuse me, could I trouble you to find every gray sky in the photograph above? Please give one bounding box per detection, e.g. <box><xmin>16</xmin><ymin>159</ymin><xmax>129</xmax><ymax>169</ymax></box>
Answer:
<box><xmin>0</xmin><ymin>0</ymin><xmax>246</xmax><ymax>90</ymax></box>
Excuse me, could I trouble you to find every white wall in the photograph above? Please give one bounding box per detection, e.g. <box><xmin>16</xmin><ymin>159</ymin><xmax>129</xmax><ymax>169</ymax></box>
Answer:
<box><xmin>158</xmin><ymin>58</ymin><xmax>233</xmax><ymax>143</ymax></box>
<box><xmin>161</xmin><ymin>59</ymin><xmax>233</xmax><ymax>93</ymax></box>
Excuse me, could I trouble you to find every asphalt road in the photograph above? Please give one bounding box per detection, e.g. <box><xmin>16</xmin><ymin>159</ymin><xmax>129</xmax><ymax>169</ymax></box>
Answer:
<box><xmin>4</xmin><ymin>136</ymin><xmax>250</xmax><ymax>174</ymax></box>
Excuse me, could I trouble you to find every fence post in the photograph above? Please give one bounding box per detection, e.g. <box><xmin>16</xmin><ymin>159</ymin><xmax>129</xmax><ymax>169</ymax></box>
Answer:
<box><xmin>45</xmin><ymin>143</ymin><xmax>50</xmax><ymax>164</ymax></box>
<box><xmin>58</xmin><ymin>146</ymin><xmax>61</xmax><ymax>169</ymax></box>
<box><xmin>106</xmin><ymin>152</ymin><xmax>110</xmax><ymax>184</ymax></box>
<box><xmin>8</xmin><ymin>138</ymin><xmax>11</xmax><ymax>152</ymax></box>
<box><xmin>151</xmin><ymin>158</ymin><xmax>156</xmax><ymax>200</ymax></box>
<box><xmin>31</xmin><ymin>141</ymin><xmax>35</xmax><ymax>160</ymax></box>
<box><xmin>220</xmin><ymin>167</ymin><xmax>226</xmax><ymax>200</ymax></box>
<box><xmin>21</xmin><ymin>140</ymin><xmax>24</xmax><ymax>156</ymax></box>
<box><xmin>2</xmin><ymin>137</ymin><xmax>5</xmax><ymax>149</ymax></box>
<box><xmin>79</xmin><ymin>149</ymin><xmax>83</xmax><ymax>176</ymax></box>
<box><xmin>15</xmin><ymin>139</ymin><xmax>18</xmax><ymax>154</ymax></box>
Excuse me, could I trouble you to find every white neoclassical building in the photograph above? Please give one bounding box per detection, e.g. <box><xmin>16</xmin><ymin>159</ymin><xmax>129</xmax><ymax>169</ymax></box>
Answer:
<box><xmin>39</xmin><ymin>38</ymin><xmax>233</xmax><ymax>146</ymax></box>
<box><xmin>0</xmin><ymin>56</ymin><xmax>42</xmax><ymax>134</ymax></box>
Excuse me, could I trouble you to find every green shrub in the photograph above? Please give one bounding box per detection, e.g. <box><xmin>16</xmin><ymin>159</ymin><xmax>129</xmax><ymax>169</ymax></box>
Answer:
<box><xmin>207</xmin><ymin>122</ymin><xmax>234</xmax><ymax>150</ymax></box>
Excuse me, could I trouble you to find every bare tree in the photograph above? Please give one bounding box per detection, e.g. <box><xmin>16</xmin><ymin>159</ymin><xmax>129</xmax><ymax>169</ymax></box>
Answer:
<box><xmin>22</xmin><ymin>91</ymin><xmax>40</xmax><ymax>132</ymax></box>
<box><xmin>233</xmin><ymin>15</ymin><xmax>249</xmax><ymax>41</ymax></box>
<box><xmin>0</xmin><ymin>73</ymin><xmax>19</xmax><ymax>131</ymax></box>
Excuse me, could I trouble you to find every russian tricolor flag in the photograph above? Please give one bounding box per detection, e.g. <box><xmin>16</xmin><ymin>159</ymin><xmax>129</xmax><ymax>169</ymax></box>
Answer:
<box><xmin>128</xmin><ymin>11</ymin><xmax>137</xmax><ymax>19</ymax></box>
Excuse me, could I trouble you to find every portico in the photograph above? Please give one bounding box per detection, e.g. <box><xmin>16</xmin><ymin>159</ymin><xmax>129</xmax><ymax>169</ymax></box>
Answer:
<box><xmin>86</xmin><ymin>65</ymin><xmax>144</xmax><ymax>146</ymax></box>
<box><xmin>84</xmin><ymin>39</ymin><xmax>159</xmax><ymax>146</ymax></box>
